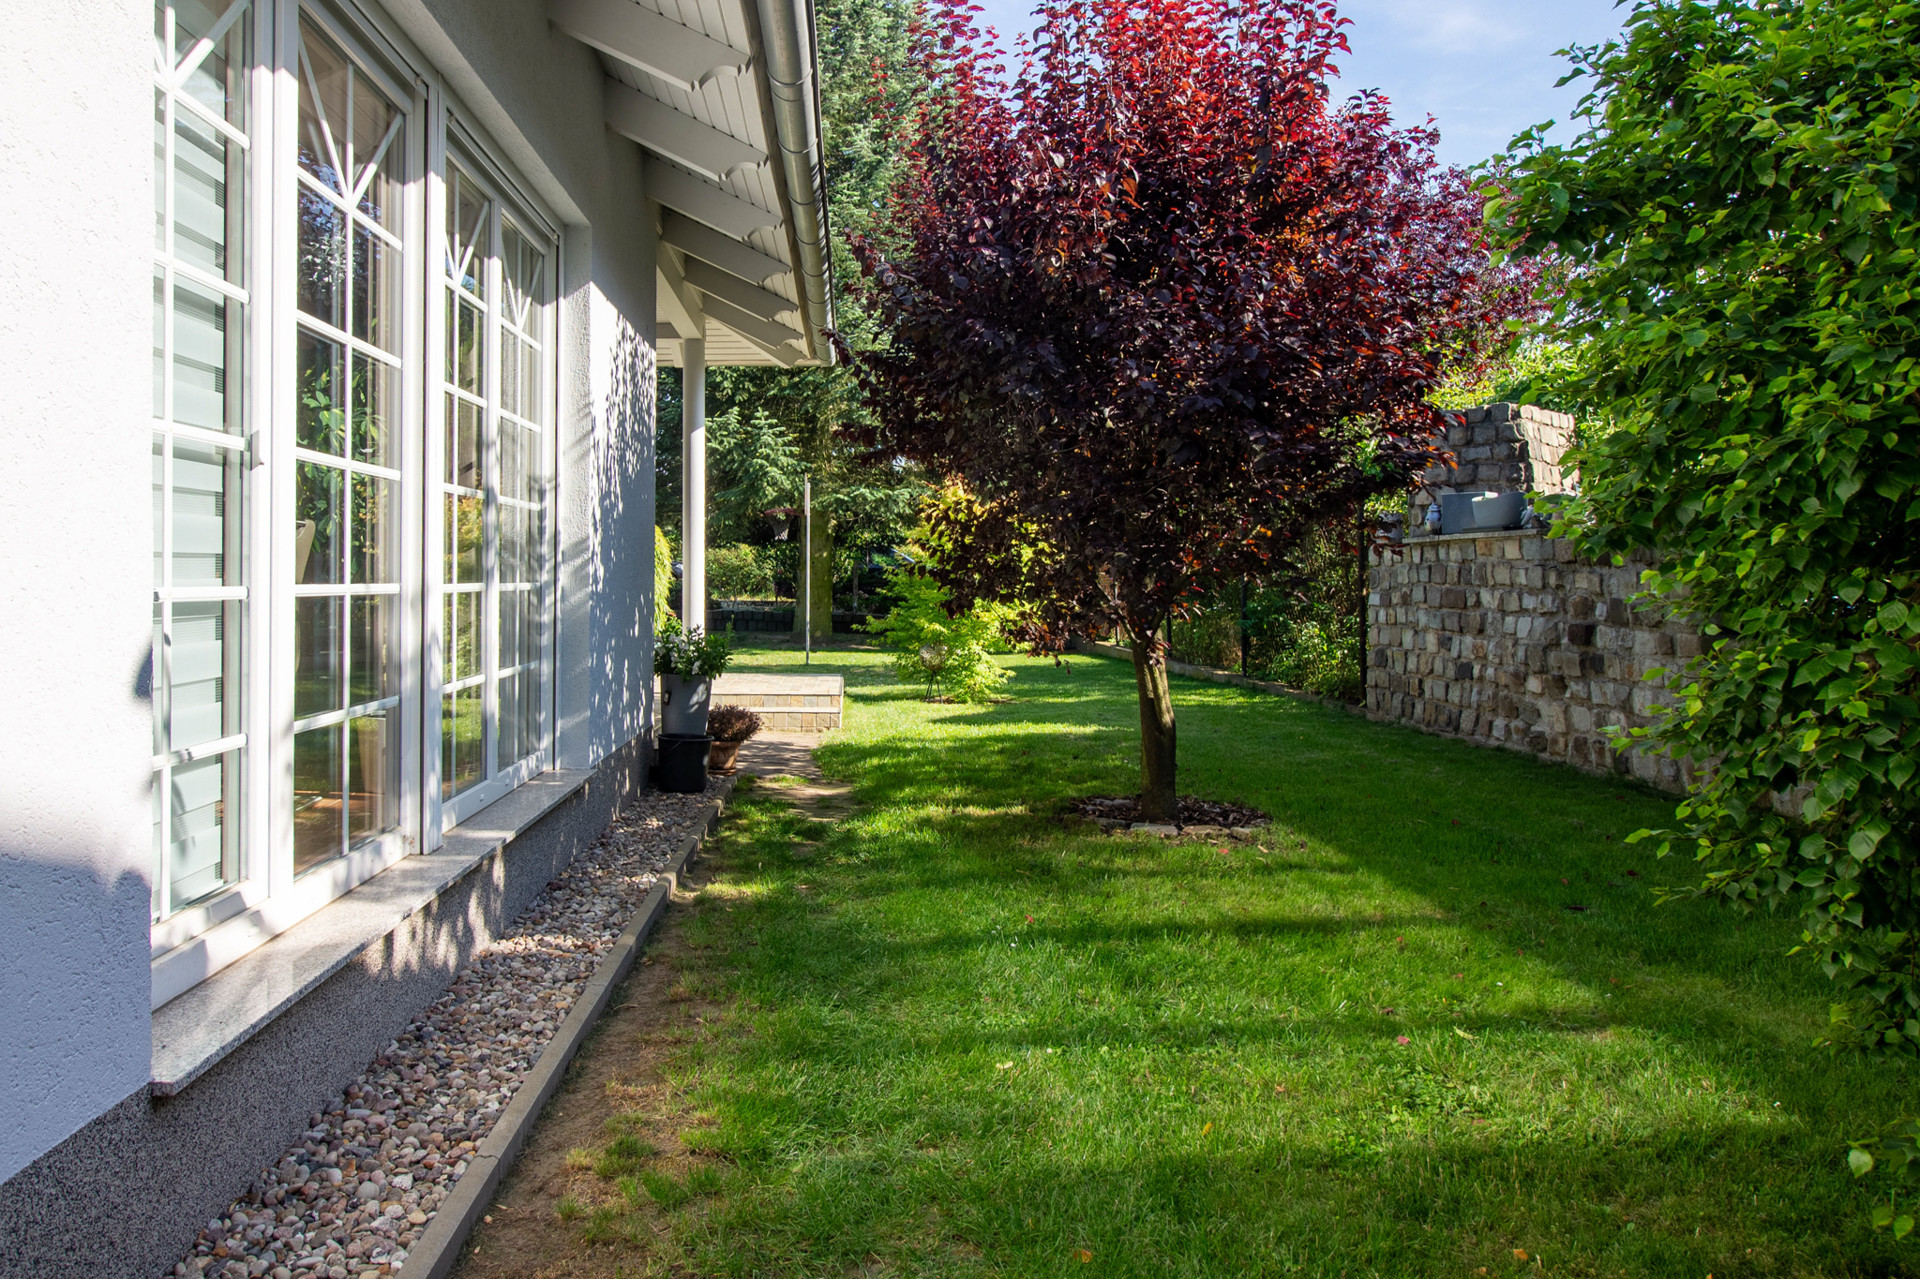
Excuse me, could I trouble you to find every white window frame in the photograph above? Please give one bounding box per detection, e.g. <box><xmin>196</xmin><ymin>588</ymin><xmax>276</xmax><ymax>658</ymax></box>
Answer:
<box><xmin>150</xmin><ymin>0</ymin><xmax>565</xmax><ymax>1007</ymax></box>
<box><xmin>150</xmin><ymin>0</ymin><xmax>275</xmax><ymax>958</ymax></box>
<box><xmin>426</xmin><ymin>113</ymin><xmax>560</xmax><ymax>837</ymax></box>
<box><xmin>153</xmin><ymin>0</ymin><xmax>430</xmax><ymax>1007</ymax></box>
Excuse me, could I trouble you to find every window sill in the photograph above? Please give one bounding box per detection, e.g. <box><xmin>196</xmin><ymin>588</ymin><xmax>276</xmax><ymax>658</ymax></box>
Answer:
<box><xmin>149</xmin><ymin>768</ymin><xmax>591</xmax><ymax>1097</ymax></box>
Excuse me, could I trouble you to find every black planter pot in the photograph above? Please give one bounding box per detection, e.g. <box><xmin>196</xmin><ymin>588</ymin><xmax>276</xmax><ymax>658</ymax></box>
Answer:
<box><xmin>656</xmin><ymin>733</ymin><xmax>713</xmax><ymax>793</ymax></box>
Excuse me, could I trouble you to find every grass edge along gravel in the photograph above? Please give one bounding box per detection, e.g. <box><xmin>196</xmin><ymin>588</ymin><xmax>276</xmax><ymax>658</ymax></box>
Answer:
<box><xmin>526</xmin><ymin>648</ymin><xmax>1920</xmax><ymax>1278</ymax></box>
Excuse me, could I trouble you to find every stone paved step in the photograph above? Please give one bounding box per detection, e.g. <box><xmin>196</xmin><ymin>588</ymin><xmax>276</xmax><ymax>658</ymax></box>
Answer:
<box><xmin>656</xmin><ymin>673</ymin><xmax>844</xmax><ymax>731</ymax></box>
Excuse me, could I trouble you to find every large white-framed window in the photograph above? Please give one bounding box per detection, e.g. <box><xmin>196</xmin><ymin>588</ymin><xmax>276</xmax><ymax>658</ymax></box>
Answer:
<box><xmin>151</xmin><ymin>0</ymin><xmax>263</xmax><ymax>938</ymax></box>
<box><xmin>149</xmin><ymin>0</ymin><xmax>562</xmax><ymax>1005</ymax></box>
<box><xmin>287</xmin><ymin>8</ymin><xmax>412</xmax><ymax>876</ymax></box>
<box><xmin>430</xmin><ymin>140</ymin><xmax>557</xmax><ymax>830</ymax></box>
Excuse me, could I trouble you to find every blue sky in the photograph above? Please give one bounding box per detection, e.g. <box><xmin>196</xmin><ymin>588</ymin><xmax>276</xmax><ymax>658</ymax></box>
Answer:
<box><xmin>965</xmin><ymin>0</ymin><xmax>1629</xmax><ymax>168</ymax></box>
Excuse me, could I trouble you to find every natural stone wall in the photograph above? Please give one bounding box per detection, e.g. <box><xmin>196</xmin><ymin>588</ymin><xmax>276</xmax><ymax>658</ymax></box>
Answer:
<box><xmin>1410</xmin><ymin>402</ymin><xmax>1577</xmax><ymax>529</ymax></box>
<box><xmin>1366</xmin><ymin>530</ymin><xmax>1699</xmax><ymax>792</ymax></box>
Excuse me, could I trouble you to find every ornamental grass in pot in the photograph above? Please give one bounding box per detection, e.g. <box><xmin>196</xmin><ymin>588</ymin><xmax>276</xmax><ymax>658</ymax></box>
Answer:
<box><xmin>706</xmin><ymin>705</ymin><xmax>762</xmax><ymax>774</ymax></box>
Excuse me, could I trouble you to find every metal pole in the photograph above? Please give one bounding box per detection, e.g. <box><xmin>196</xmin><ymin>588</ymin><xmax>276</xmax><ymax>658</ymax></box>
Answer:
<box><xmin>1357</xmin><ymin>506</ymin><xmax>1368</xmax><ymax>703</ymax></box>
<box><xmin>803</xmin><ymin>475</ymin><xmax>812</xmax><ymax>666</ymax></box>
<box><xmin>1239</xmin><ymin>576</ymin><xmax>1249</xmax><ymax>676</ymax></box>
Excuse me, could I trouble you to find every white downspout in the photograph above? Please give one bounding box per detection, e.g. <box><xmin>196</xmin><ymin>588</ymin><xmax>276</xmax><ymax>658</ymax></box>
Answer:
<box><xmin>754</xmin><ymin>0</ymin><xmax>833</xmax><ymax>357</ymax></box>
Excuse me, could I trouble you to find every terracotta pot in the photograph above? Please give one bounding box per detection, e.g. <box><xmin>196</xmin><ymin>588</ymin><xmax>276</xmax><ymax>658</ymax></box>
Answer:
<box><xmin>708</xmin><ymin>739</ymin><xmax>742</xmax><ymax>773</ymax></box>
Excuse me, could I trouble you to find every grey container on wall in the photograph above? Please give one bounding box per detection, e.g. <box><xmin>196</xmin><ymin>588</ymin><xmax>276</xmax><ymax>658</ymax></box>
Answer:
<box><xmin>1439</xmin><ymin>490</ymin><xmax>1528</xmax><ymax>535</ymax></box>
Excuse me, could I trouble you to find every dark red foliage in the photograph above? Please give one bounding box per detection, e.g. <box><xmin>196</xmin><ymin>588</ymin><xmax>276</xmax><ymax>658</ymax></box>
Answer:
<box><xmin>844</xmin><ymin>0</ymin><xmax>1535</xmax><ymax>812</ymax></box>
<box><xmin>849</xmin><ymin>0</ymin><xmax>1530</xmax><ymax>631</ymax></box>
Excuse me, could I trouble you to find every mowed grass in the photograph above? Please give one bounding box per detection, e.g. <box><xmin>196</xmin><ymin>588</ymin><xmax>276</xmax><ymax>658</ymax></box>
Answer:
<box><xmin>592</xmin><ymin>646</ymin><xmax>1919</xmax><ymax>1277</ymax></box>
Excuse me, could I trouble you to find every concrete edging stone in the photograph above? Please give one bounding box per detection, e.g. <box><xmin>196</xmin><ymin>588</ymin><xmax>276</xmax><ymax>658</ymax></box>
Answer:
<box><xmin>397</xmin><ymin>776</ymin><xmax>737</xmax><ymax>1278</ymax></box>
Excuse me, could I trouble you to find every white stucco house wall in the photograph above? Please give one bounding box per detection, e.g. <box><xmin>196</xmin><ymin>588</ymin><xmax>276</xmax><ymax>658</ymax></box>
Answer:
<box><xmin>0</xmin><ymin>0</ymin><xmax>831</xmax><ymax>1272</ymax></box>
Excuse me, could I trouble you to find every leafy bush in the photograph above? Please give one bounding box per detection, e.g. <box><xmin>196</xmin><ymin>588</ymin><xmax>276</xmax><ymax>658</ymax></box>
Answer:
<box><xmin>654</xmin><ymin>617</ymin><xmax>735</xmax><ymax>680</ymax></box>
<box><xmin>654</xmin><ymin>525</ymin><xmax>676</xmax><ymax>631</ymax></box>
<box><xmin>864</xmin><ymin>561</ymin><xmax>1013</xmax><ymax>702</ymax></box>
<box><xmin>708</xmin><ymin>543</ymin><xmax>776</xmax><ymax>601</ymax></box>
<box><xmin>1494</xmin><ymin>0</ymin><xmax>1920</xmax><ymax>1049</ymax></box>
<box><xmin>1852</xmin><ymin>1117</ymin><xmax>1920</xmax><ymax>1240</ymax></box>
<box><xmin>708</xmin><ymin>705</ymin><xmax>763</xmax><ymax>744</ymax></box>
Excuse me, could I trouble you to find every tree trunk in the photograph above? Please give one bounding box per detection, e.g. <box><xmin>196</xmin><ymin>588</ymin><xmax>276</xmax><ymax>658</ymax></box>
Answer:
<box><xmin>1129</xmin><ymin>621</ymin><xmax>1177</xmax><ymax>822</ymax></box>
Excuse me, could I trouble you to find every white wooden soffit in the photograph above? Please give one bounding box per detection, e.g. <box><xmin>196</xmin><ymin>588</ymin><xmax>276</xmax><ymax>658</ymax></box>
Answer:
<box><xmin>605</xmin><ymin>81</ymin><xmax>764</xmax><ymax>182</ymax></box>
<box><xmin>549</xmin><ymin>0</ymin><xmax>750</xmax><ymax>93</ymax></box>
<box><xmin>644</xmin><ymin>157</ymin><xmax>780</xmax><ymax>239</ymax></box>
<box><xmin>703</xmin><ymin>293</ymin><xmax>805</xmax><ymax>354</ymax></box>
<box><xmin>708</xmin><ymin>312</ymin><xmax>803</xmax><ymax>366</ymax></box>
<box><xmin>683</xmin><ymin>257</ymin><xmax>794</xmax><ymax>323</ymax></box>
<box><xmin>661</xmin><ymin>210</ymin><xmax>787</xmax><ymax>286</ymax></box>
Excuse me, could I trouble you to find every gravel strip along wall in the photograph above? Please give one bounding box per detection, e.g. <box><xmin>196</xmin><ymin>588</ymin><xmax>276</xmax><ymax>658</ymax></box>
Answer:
<box><xmin>1367</xmin><ymin>531</ymin><xmax>1699</xmax><ymax>792</ymax></box>
<box><xmin>167</xmin><ymin>784</ymin><xmax>727</xmax><ymax>1279</ymax></box>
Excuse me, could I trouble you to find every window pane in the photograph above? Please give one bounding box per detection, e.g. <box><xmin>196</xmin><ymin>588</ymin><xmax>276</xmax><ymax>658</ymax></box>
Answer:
<box><xmin>498</xmin><ymin>504</ymin><xmax>522</xmax><ymax>585</ymax></box>
<box><xmin>293</xmin><ymin>724</ymin><xmax>342</xmax><ymax>874</ymax></box>
<box><xmin>447</xmin><ymin>168</ymin><xmax>488</xmax><ymax>293</ymax></box>
<box><xmin>499</xmin><ymin>423</ymin><xmax>525</xmax><ymax>503</ymax></box>
<box><xmin>497</xmin><ymin>589</ymin><xmax>521</xmax><ymax>674</ymax></box>
<box><xmin>297</xmin><ymin>19</ymin><xmax>350</xmax><ymax>193</ymax></box>
<box><xmin>441</xmin><ymin>686</ymin><xmax>483</xmax><ymax>799</ymax></box>
<box><xmin>297</xmin><ymin>329</ymin><xmax>345</xmax><ymax>453</ymax></box>
<box><xmin>175</xmin><ymin>0</ymin><xmax>247</xmax><ymax>126</ymax></box>
<box><xmin>172</xmin><ymin>440</ymin><xmax>237</xmax><ymax>586</ymax></box>
<box><xmin>497</xmin><ymin>670</ymin><xmax>520</xmax><ymax>767</ymax></box>
<box><xmin>168</xmin><ymin>752</ymin><xmax>235</xmax><ymax>912</ymax></box>
<box><xmin>452</xmin><ymin>298</ymin><xmax>483</xmax><ymax>395</ymax></box>
<box><xmin>152</xmin><ymin>438</ymin><xmax>166</xmax><ymax>587</ymax></box>
<box><xmin>351</xmin><ymin>223</ymin><xmax>399</xmax><ymax>353</ymax></box>
<box><xmin>172</xmin><ymin>277</ymin><xmax>237</xmax><ymax>432</ymax></box>
<box><xmin>153</xmin><ymin>269</ymin><xmax>167</xmax><ymax>417</ymax></box>
<box><xmin>168</xmin><ymin>602</ymin><xmax>230</xmax><ymax>749</ymax></box>
<box><xmin>351</xmin><ymin>353</ymin><xmax>397</xmax><ymax>466</ymax></box>
<box><xmin>151</xmin><ymin>603</ymin><xmax>166</xmax><ymax>756</ymax></box>
<box><xmin>297</xmin><ymin>189</ymin><xmax>346</xmax><ymax>327</ymax></box>
<box><xmin>350</xmin><ymin>595</ymin><xmax>393</xmax><ymax>705</ymax></box>
<box><xmin>446</xmin><ymin>396</ymin><xmax>482</xmax><ymax>490</ymax></box>
<box><xmin>500</xmin><ymin>332</ymin><xmax>525</xmax><ymax>420</ymax></box>
<box><xmin>447</xmin><ymin>590</ymin><xmax>480</xmax><ymax>683</ymax></box>
<box><xmin>154</xmin><ymin>91</ymin><xmax>168</xmax><ymax>252</ymax></box>
<box><xmin>297</xmin><ymin>462</ymin><xmax>341</xmax><ymax>583</ymax></box>
<box><xmin>174</xmin><ymin>109</ymin><xmax>238</xmax><ymax>279</ymax></box>
<box><xmin>295</xmin><ymin>596</ymin><xmax>343</xmax><ymax>718</ymax></box>
<box><xmin>348</xmin><ymin>711</ymin><xmax>397</xmax><ymax>844</ymax></box>
<box><xmin>447</xmin><ymin>493</ymin><xmax>481</xmax><ymax>584</ymax></box>
<box><xmin>350</xmin><ymin>73</ymin><xmax>402</xmax><ymax>233</ymax></box>
<box><xmin>501</xmin><ymin>222</ymin><xmax>543</xmax><ymax>331</ymax></box>
<box><xmin>350</xmin><ymin>473</ymin><xmax>395</xmax><ymax>585</ymax></box>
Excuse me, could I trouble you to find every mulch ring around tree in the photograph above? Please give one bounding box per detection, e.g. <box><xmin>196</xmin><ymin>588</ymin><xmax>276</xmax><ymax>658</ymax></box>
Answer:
<box><xmin>1070</xmin><ymin>794</ymin><xmax>1269</xmax><ymax>837</ymax></box>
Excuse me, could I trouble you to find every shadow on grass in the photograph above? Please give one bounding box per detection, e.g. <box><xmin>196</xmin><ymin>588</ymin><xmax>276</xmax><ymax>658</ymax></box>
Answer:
<box><xmin>653</xmin><ymin>650</ymin><xmax>1918</xmax><ymax>1276</ymax></box>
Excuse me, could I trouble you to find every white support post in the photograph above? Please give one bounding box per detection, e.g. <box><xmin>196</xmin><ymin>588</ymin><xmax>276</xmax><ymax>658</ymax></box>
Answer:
<box><xmin>681</xmin><ymin>336</ymin><xmax>706</xmax><ymax>632</ymax></box>
<box><xmin>802</xmin><ymin>474</ymin><xmax>811</xmax><ymax>666</ymax></box>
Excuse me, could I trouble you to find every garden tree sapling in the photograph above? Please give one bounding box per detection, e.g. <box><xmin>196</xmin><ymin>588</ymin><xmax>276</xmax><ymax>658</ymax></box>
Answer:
<box><xmin>865</xmin><ymin>536</ymin><xmax>1018</xmax><ymax>702</ymax></box>
<box><xmin>848</xmin><ymin>0</ymin><xmax>1533</xmax><ymax>818</ymax></box>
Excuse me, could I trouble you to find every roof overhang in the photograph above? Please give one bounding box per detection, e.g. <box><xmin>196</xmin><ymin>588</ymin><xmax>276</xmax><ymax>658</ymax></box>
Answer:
<box><xmin>551</xmin><ymin>0</ymin><xmax>836</xmax><ymax>367</ymax></box>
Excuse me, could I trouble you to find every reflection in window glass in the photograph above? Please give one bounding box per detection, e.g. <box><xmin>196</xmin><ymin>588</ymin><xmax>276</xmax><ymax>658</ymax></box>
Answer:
<box><xmin>291</xmin><ymin>15</ymin><xmax>405</xmax><ymax>871</ymax></box>
<box><xmin>152</xmin><ymin>0</ymin><xmax>250</xmax><ymax>922</ymax></box>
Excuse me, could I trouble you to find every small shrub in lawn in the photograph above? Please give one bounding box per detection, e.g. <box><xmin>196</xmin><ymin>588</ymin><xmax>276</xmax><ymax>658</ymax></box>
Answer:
<box><xmin>864</xmin><ymin>553</ymin><xmax>1013</xmax><ymax>702</ymax></box>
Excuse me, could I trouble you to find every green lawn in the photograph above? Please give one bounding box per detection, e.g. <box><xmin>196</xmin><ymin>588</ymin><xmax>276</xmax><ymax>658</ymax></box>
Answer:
<box><xmin>596</xmin><ymin>645</ymin><xmax>1918</xmax><ymax>1276</ymax></box>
